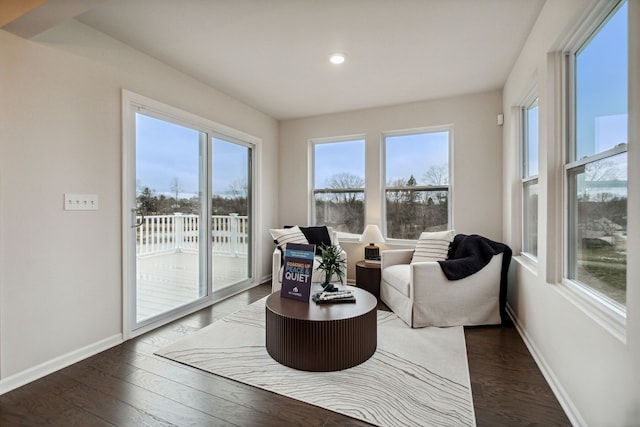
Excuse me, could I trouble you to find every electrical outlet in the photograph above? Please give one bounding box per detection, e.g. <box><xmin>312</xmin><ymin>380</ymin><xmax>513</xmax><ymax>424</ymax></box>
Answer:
<box><xmin>64</xmin><ymin>193</ymin><xmax>99</xmax><ymax>211</ymax></box>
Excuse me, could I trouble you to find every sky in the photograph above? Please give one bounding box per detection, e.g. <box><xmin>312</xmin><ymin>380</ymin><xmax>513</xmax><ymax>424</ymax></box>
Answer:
<box><xmin>136</xmin><ymin>113</ymin><xmax>248</xmax><ymax>197</ymax></box>
<box><xmin>314</xmin><ymin>132</ymin><xmax>449</xmax><ymax>188</ymax></box>
<box><xmin>576</xmin><ymin>1</ymin><xmax>628</xmax><ymax>159</ymax></box>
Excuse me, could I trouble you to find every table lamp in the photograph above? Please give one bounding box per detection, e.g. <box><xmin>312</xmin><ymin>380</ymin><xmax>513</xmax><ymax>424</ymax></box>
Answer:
<box><xmin>360</xmin><ymin>224</ymin><xmax>384</xmax><ymax>260</ymax></box>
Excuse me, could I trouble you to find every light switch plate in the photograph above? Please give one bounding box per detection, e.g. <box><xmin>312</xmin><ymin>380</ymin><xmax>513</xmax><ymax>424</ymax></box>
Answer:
<box><xmin>64</xmin><ymin>193</ymin><xmax>99</xmax><ymax>211</ymax></box>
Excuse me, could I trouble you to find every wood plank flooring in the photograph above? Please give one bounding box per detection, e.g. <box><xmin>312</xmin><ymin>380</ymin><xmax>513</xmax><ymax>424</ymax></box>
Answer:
<box><xmin>0</xmin><ymin>283</ymin><xmax>571</xmax><ymax>426</ymax></box>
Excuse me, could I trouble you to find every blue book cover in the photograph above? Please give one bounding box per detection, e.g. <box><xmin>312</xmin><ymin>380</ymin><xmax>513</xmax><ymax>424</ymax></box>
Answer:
<box><xmin>281</xmin><ymin>243</ymin><xmax>316</xmax><ymax>302</ymax></box>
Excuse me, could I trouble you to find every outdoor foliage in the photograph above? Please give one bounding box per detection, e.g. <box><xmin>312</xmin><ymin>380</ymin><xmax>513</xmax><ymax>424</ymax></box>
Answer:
<box><xmin>136</xmin><ymin>182</ymin><xmax>248</xmax><ymax>217</ymax></box>
<box><xmin>314</xmin><ymin>172</ymin><xmax>365</xmax><ymax>234</ymax></box>
<box><xmin>385</xmin><ymin>175</ymin><xmax>448</xmax><ymax>240</ymax></box>
<box><xmin>576</xmin><ymin>194</ymin><xmax>627</xmax><ymax>304</ymax></box>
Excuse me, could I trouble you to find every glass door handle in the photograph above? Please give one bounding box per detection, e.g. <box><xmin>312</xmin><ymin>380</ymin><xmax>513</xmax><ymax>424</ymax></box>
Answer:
<box><xmin>132</xmin><ymin>208</ymin><xmax>144</xmax><ymax>228</ymax></box>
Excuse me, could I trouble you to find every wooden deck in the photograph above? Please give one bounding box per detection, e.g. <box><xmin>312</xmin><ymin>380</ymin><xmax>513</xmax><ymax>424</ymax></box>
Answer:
<box><xmin>136</xmin><ymin>252</ymin><xmax>248</xmax><ymax>322</ymax></box>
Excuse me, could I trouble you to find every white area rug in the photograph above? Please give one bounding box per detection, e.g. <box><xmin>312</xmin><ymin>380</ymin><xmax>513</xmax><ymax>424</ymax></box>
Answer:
<box><xmin>156</xmin><ymin>298</ymin><xmax>476</xmax><ymax>427</ymax></box>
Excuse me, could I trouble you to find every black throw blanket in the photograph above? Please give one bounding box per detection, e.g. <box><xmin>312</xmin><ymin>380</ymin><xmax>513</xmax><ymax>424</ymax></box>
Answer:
<box><xmin>437</xmin><ymin>234</ymin><xmax>512</xmax><ymax>324</ymax></box>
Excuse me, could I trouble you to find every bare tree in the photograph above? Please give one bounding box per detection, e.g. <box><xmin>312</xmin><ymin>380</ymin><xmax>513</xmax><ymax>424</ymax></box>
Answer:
<box><xmin>315</xmin><ymin>172</ymin><xmax>364</xmax><ymax>233</ymax></box>
<box><xmin>170</xmin><ymin>177</ymin><xmax>182</xmax><ymax>200</ymax></box>
<box><xmin>386</xmin><ymin>177</ymin><xmax>409</xmax><ymax>204</ymax></box>
<box><xmin>327</xmin><ymin>172</ymin><xmax>364</xmax><ymax>204</ymax></box>
<box><xmin>228</xmin><ymin>179</ymin><xmax>248</xmax><ymax>199</ymax></box>
<box><xmin>586</xmin><ymin>160</ymin><xmax>619</xmax><ymax>183</ymax></box>
<box><xmin>423</xmin><ymin>164</ymin><xmax>449</xmax><ymax>185</ymax></box>
<box><xmin>170</xmin><ymin>177</ymin><xmax>183</xmax><ymax>211</ymax></box>
<box><xmin>328</xmin><ymin>172</ymin><xmax>364</xmax><ymax>190</ymax></box>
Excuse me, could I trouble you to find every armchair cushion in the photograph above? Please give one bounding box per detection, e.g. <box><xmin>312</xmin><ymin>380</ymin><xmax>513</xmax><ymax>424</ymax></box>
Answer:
<box><xmin>411</xmin><ymin>229</ymin><xmax>455</xmax><ymax>263</ymax></box>
<box><xmin>270</xmin><ymin>226</ymin><xmax>308</xmax><ymax>254</ymax></box>
<box><xmin>286</xmin><ymin>225</ymin><xmax>333</xmax><ymax>255</ymax></box>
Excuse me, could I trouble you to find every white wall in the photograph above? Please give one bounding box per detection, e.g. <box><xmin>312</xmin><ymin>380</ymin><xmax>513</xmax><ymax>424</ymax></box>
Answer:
<box><xmin>0</xmin><ymin>20</ymin><xmax>278</xmax><ymax>384</ymax></box>
<box><xmin>502</xmin><ymin>0</ymin><xmax>640</xmax><ymax>425</ymax></box>
<box><xmin>279</xmin><ymin>91</ymin><xmax>504</xmax><ymax>280</ymax></box>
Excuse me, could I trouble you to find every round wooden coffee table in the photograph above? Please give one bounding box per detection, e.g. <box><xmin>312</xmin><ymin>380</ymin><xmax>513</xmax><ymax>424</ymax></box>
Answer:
<box><xmin>265</xmin><ymin>285</ymin><xmax>377</xmax><ymax>371</ymax></box>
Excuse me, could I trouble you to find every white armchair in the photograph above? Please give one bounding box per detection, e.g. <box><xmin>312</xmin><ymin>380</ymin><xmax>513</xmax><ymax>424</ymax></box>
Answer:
<box><xmin>380</xmin><ymin>248</ymin><xmax>504</xmax><ymax>328</ymax></box>
<box><xmin>271</xmin><ymin>227</ymin><xmax>347</xmax><ymax>293</ymax></box>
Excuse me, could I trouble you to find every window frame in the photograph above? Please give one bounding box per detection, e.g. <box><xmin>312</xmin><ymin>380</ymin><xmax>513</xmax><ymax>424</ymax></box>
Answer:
<box><xmin>382</xmin><ymin>126</ymin><xmax>452</xmax><ymax>242</ymax></box>
<box><xmin>559</xmin><ymin>0</ymin><xmax>628</xmax><ymax>336</ymax></box>
<box><xmin>310</xmin><ymin>136</ymin><xmax>366</xmax><ymax>238</ymax></box>
<box><xmin>521</xmin><ymin>97</ymin><xmax>539</xmax><ymax>260</ymax></box>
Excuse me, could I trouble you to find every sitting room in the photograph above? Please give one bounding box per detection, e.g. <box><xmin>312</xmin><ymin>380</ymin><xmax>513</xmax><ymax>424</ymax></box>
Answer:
<box><xmin>1</xmin><ymin>1</ymin><xmax>638</xmax><ymax>426</ymax></box>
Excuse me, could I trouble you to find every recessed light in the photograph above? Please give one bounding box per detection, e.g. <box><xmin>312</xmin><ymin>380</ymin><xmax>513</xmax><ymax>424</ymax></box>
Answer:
<box><xmin>329</xmin><ymin>53</ymin><xmax>346</xmax><ymax>65</ymax></box>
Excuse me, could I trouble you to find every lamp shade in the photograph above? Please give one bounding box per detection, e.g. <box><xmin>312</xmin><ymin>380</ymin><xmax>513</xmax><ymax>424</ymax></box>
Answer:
<box><xmin>360</xmin><ymin>224</ymin><xmax>384</xmax><ymax>244</ymax></box>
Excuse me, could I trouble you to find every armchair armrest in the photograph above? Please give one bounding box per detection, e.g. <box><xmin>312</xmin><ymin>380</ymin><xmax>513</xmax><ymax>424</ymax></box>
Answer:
<box><xmin>381</xmin><ymin>249</ymin><xmax>414</xmax><ymax>269</ymax></box>
<box><xmin>272</xmin><ymin>247</ymin><xmax>282</xmax><ymax>292</ymax></box>
<box><xmin>409</xmin><ymin>261</ymin><xmax>448</xmax><ymax>300</ymax></box>
<box><xmin>330</xmin><ymin>228</ymin><xmax>340</xmax><ymax>246</ymax></box>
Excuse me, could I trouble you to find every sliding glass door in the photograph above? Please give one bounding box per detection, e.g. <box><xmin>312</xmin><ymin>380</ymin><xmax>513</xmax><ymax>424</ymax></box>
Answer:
<box><xmin>123</xmin><ymin>92</ymin><xmax>255</xmax><ymax>336</ymax></box>
<box><xmin>134</xmin><ymin>112</ymin><xmax>207</xmax><ymax>326</ymax></box>
<box><xmin>212</xmin><ymin>137</ymin><xmax>252</xmax><ymax>291</ymax></box>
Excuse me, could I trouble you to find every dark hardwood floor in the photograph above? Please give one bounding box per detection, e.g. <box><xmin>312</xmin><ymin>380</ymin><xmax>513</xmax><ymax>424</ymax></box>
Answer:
<box><xmin>0</xmin><ymin>283</ymin><xmax>571</xmax><ymax>426</ymax></box>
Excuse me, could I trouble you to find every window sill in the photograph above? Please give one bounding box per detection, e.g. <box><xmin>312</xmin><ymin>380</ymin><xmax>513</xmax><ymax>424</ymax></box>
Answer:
<box><xmin>557</xmin><ymin>279</ymin><xmax>627</xmax><ymax>343</ymax></box>
<box><xmin>514</xmin><ymin>253</ymin><xmax>538</xmax><ymax>276</ymax></box>
<box><xmin>335</xmin><ymin>231</ymin><xmax>365</xmax><ymax>243</ymax></box>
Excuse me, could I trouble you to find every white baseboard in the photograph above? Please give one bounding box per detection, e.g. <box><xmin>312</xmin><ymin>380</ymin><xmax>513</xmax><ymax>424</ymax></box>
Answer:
<box><xmin>506</xmin><ymin>305</ymin><xmax>586</xmax><ymax>427</ymax></box>
<box><xmin>0</xmin><ymin>333</ymin><xmax>123</xmax><ymax>395</ymax></box>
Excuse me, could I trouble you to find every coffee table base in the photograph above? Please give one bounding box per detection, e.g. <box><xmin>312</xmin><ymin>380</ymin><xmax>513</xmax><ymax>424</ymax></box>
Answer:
<box><xmin>266</xmin><ymin>296</ymin><xmax>377</xmax><ymax>372</ymax></box>
<box><xmin>266</xmin><ymin>310</ymin><xmax>377</xmax><ymax>371</ymax></box>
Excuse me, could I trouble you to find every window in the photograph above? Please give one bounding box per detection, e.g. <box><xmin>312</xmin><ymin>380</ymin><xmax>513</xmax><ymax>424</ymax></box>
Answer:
<box><xmin>384</xmin><ymin>129</ymin><xmax>451</xmax><ymax>240</ymax></box>
<box><xmin>565</xmin><ymin>1</ymin><xmax>627</xmax><ymax>307</ymax></box>
<box><xmin>312</xmin><ymin>138</ymin><xmax>365</xmax><ymax>234</ymax></box>
<box><xmin>522</xmin><ymin>99</ymin><xmax>539</xmax><ymax>258</ymax></box>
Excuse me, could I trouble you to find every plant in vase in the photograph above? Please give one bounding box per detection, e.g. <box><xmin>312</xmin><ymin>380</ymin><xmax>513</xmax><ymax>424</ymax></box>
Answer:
<box><xmin>317</xmin><ymin>243</ymin><xmax>347</xmax><ymax>291</ymax></box>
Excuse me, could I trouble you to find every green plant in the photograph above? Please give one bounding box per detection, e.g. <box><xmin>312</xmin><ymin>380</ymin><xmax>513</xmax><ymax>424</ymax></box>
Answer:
<box><xmin>317</xmin><ymin>244</ymin><xmax>347</xmax><ymax>286</ymax></box>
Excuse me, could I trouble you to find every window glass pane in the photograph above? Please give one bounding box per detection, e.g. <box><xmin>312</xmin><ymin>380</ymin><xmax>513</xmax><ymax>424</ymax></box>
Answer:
<box><xmin>526</xmin><ymin>103</ymin><xmax>539</xmax><ymax>177</ymax></box>
<box><xmin>386</xmin><ymin>132</ymin><xmax>449</xmax><ymax>185</ymax></box>
<box><xmin>575</xmin><ymin>2</ymin><xmax>628</xmax><ymax>160</ymax></box>
<box><xmin>135</xmin><ymin>113</ymin><xmax>204</xmax><ymax>323</ymax></box>
<box><xmin>313</xmin><ymin>139</ymin><xmax>365</xmax><ymax>234</ymax></box>
<box><xmin>385</xmin><ymin>131</ymin><xmax>450</xmax><ymax>239</ymax></box>
<box><xmin>522</xmin><ymin>180</ymin><xmax>538</xmax><ymax>256</ymax></box>
<box><xmin>385</xmin><ymin>188</ymin><xmax>449</xmax><ymax>239</ymax></box>
<box><xmin>212</xmin><ymin>138</ymin><xmax>251</xmax><ymax>289</ymax></box>
<box><xmin>568</xmin><ymin>152</ymin><xmax>627</xmax><ymax>305</ymax></box>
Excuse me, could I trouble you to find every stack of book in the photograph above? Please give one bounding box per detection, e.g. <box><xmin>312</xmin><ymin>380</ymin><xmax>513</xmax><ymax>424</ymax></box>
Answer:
<box><xmin>312</xmin><ymin>290</ymin><xmax>356</xmax><ymax>304</ymax></box>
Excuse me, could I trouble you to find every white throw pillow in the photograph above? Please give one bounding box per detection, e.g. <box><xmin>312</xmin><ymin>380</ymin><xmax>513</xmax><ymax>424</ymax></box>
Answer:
<box><xmin>411</xmin><ymin>229</ymin><xmax>455</xmax><ymax>263</ymax></box>
<box><xmin>269</xmin><ymin>226</ymin><xmax>308</xmax><ymax>254</ymax></box>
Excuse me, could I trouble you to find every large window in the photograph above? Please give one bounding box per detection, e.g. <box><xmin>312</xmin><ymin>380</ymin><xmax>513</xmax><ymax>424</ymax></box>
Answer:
<box><xmin>522</xmin><ymin>99</ymin><xmax>539</xmax><ymax>258</ymax></box>
<box><xmin>312</xmin><ymin>138</ymin><xmax>365</xmax><ymax>234</ymax></box>
<box><xmin>384</xmin><ymin>129</ymin><xmax>451</xmax><ymax>240</ymax></box>
<box><xmin>565</xmin><ymin>1</ymin><xmax>627</xmax><ymax>307</ymax></box>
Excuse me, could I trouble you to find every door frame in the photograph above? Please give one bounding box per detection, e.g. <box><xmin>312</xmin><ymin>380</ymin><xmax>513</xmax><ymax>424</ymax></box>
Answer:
<box><xmin>121</xmin><ymin>90</ymin><xmax>260</xmax><ymax>339</ymax></box>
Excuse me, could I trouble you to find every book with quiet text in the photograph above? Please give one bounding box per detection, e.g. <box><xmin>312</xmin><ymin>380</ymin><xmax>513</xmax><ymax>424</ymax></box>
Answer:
<box><xmin>280</xmin><ymin>242</ymin><xmax>316</xmax><ymax>302</ymax></box>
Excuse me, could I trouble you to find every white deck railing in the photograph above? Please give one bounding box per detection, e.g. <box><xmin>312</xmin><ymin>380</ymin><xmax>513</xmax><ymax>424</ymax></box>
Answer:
<box><xmin>136</xmin><ymin>213</ymin><xmax>248</xmax><ymax>257</ymax></box>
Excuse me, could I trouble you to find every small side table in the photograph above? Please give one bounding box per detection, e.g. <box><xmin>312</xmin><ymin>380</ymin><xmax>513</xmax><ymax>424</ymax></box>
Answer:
<box><xmin>355</xmin><ymin>260</ymin><xmax>381</xmax><ymax>300</ymax></box>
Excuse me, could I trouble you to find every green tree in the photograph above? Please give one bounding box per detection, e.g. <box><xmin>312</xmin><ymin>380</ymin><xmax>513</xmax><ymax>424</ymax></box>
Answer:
<box><xmin>137</xmin><ymin>187</ymin><xmax>158</xmax><ymax>214</ymax></box>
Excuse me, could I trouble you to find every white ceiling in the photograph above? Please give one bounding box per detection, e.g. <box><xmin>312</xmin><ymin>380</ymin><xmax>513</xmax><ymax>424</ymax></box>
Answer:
<box><xmin>6</xmin><ymin>0</ymin><xmax>545</xmax><ymax>120</ymax></box>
